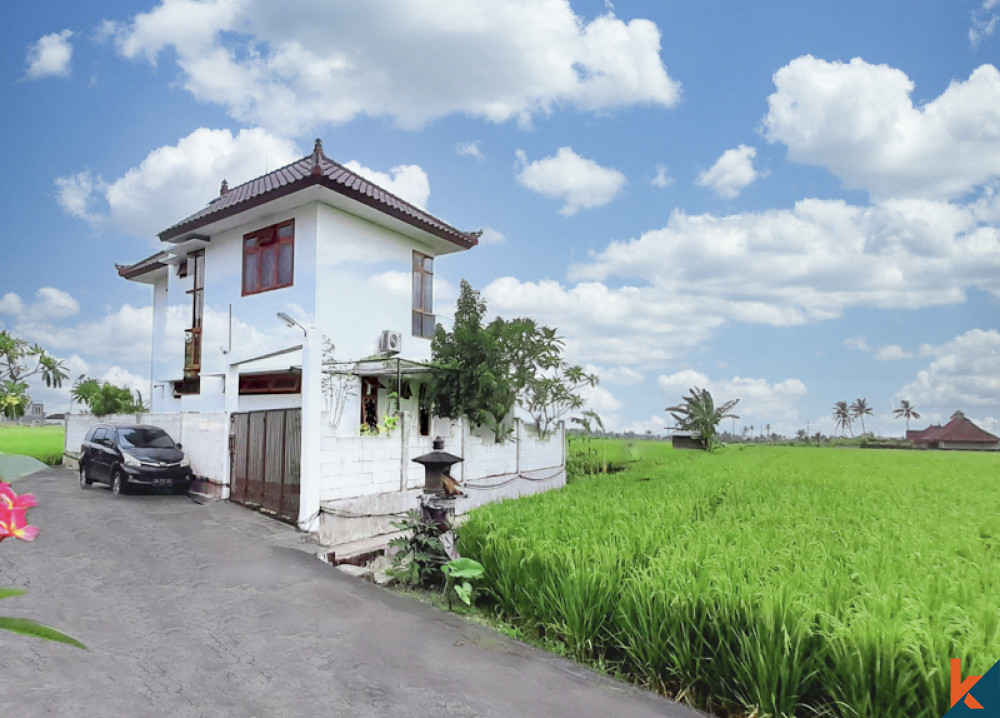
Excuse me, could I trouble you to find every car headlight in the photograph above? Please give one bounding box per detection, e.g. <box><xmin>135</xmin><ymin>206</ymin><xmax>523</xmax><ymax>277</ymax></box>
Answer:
<box><xmin>122</xmin><ymin>453</ymin><xmax>141</xmax><ymax>468</ymax></box>
<box><xmin>179</xmin><ymin>456</ymin><xmax>190</xmax><ymax>468</ymax></box>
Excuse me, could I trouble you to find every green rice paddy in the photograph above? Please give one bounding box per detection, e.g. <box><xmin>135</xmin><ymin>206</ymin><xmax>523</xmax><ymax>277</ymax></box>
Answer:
<box><xmin>460</xmin><ymin>442</ymin><xmax>1000</xmax><ymax>717</ymax></box>
<box><xmin>0</xmin><ymin>425</ymin><xmax>65</xmax><ymax>465</ymax></box>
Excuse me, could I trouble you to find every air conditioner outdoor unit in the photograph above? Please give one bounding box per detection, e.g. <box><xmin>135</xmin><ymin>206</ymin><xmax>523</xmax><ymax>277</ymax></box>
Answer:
<box><xmin>379</xmin><ymin>330</ymin><xmax>402</xmax><ymax>355</ymax></box>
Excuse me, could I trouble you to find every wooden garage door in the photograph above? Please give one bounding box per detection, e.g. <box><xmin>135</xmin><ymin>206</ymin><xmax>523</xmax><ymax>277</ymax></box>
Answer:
<box><xmin>230</xmin><ymin>409</ymin><xmax>300</xmax><ymax>523</ymax></box>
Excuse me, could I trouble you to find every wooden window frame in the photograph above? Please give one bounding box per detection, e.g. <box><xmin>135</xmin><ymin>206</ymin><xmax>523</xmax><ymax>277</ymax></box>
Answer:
<box><xmin>184</xmin><ymin>250</ymin><xmax>205</xmax><ymax>379</ymax></box>
<box><xmin>411</xmin><ymin>251</ymin><xmax>434</xmax><ymax>338</ymax></box>
<box><xmin>238</xmin><ymin>372</ymin><xmax>302</xmax><ymax>395</ymax></box>
<box><xmin>242</xmin><ymin>220</ymin><xmax>295</xmax><ymax>296</ymax></box>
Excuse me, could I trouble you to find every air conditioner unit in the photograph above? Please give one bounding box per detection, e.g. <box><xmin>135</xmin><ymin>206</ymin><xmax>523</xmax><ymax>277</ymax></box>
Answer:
<box><xmin>379</xmin><ymin>330</ymin><xmax>402</xmax><ymax>355</ymax></box>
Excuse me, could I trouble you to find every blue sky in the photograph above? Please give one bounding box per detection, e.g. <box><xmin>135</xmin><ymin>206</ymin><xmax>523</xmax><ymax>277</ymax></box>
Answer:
<box><xmin>2</xmin><ymin>0</ymin><xmax>999</xmax><ymax>437</ymax></box>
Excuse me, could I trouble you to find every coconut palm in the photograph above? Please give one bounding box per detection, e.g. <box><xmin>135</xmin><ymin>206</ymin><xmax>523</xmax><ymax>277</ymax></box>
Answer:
<box><xmin>849</xmin><ymin>398</ymin><xmax>873</xmax><ymax>437</ymax></box>
<box><xmin>832</xmin><ymin>401</ymin><xmax>854</xmax><ymax>437</ymax></box>
<box><xmin>893</xmin><ymin>400</ymin><xmax>921</xmax><ymax>435</ymax></box>
<box><xmin>666</xmin><ymin>387</ymin><xmax>740</xmax><ymax>450</ymax></box>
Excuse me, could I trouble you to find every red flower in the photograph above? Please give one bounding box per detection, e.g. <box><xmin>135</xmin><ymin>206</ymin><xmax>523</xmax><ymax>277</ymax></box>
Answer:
<box><xmin>0</xmin><ymin>482</ymin><xmax>38</xmax><ymax>543</ymax></box>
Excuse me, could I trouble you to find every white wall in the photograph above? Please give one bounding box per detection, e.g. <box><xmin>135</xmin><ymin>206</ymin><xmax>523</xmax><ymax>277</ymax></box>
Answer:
<box><xmin>65</xmin><ymin>412</ymin><xmax>229</xmax><ymax>484</ymax></box>
<box><xmin>317</xmin><ymin>418</ymin><xmax>566</xmax><ymax>547</ymax></box>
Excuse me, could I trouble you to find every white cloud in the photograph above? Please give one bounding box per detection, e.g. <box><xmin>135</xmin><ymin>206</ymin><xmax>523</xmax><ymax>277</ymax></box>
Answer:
<box><xmin>515</xmin><ymin>147</ymin><xmax>626</xmax><ymax>215</ymax></box>
<box><xmin>695</xmin><ymin>144</ymin><xmax>760</xmax><ymax>199</ymax></box>
<box><xmin>764</xmin><ymin>56</ymin><xmax>1000</xmax><ymax>200</ymax></box>
<box><xmin>478</xmin><ymin>227</ymin><xmax>506</xmax><ymax>245</ymax></box>
<box><xmin>55</xmin><ymin>127</ymin><xmax>300</xmax><ymax>239</ymax></box>
<box><xmin>971</xmin><ymin>1</ymin><xmax>1000</xmax><ymax>48</ymax></box>
<box><xmin>895</xmin><ymin>329</ymin><xmax>1000</xmax><ymax>424</ymax></box>
<box><xmin>109</xmin><ymin>0</ymin><xmax>680</xmax><ymax>133</ymax></box>
<box><xmin>55</xmin><ymin>171</ymin><xmax>107</xmax><ymax>224</ymax></box>
<box><xmin>341</xmin><ymin>161</ymin><xmax>430</xmax><ymax>210</ymax></box>
<box><xmin>0</xmin><ymin>288</ymin><xmax>80</xmax><ymax>321</ymax></box>
<box><xmin>25</xmin><ymin>30</ymin><xmax>74</xmax><ymax>80</ymax></box>
<box><xmin>583</xmin><ymin>364</ymin><xmax>644</xmax><ymax>386</ymax></box>
<box><xmin>100</xmin><ymin>366</ymin><xmax>150</xmax><ymax>394</ymax></box>
<box><xmin>482</xmin><ymin>276</ymin><xmax>722</xmax><ymax>366</ymax></box>
<box><xmin>651</xmin><ymin>164</ymin><xmax>673</xmax><ymax>188</ymax></box>
<box><xmin>456</xmin><ymin>141</ymin><xmax>484</xmax><ymax>161</ymax></box>
<box><xmin>874</xmin><ymin>345</ymin><xmax>913</xmax><ymax>361</ymax></box>
<box><xmin>658</xmin><ymin>370</ymin><xmax>808</xmax><ymax>431</ymax></box>
<box><xmin>14</xmin><ymin>304</ymin><xmax>155</xmax><ymax>362</ymax></box>
<box><xmin>568</xmin><ymin>198</ymin><xmax>1000</xmax><ymax>329</ymax></box>
<box><xmin>842</xmin><ymin>336</ymin><xmax>871</xmax><ymax>352</ymax></box>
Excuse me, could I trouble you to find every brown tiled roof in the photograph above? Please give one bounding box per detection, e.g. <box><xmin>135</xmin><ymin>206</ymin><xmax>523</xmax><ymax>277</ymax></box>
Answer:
<box><xmin>158</xmin><ymin>139</ymin><xmax>480</xmax><ymax>249</ymax></box>
<box><xmin>115</xmin><ymin>249</ymin><xmax>171</xmax><ymax>280</ymax></box>
<box><xmin>907</xmin><ymin>413</ymin><xmax>999</xmax><ymax>444</ymax></box>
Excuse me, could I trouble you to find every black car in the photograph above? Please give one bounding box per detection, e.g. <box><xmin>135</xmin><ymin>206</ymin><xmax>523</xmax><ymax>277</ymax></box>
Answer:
<box><xmin>79</xmin><ymin>423</ymin><xmax>193</xmax><ymax>495</ymax></box>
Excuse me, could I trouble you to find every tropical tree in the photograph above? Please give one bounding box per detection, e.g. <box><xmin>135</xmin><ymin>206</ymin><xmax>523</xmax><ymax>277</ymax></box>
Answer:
<box><xmin>0</xmin><ymin>331</ymin><xmax>68</xmax><ymax>419</ymax></box>
<box><xmin>70</xmin><ymin>377</ymin><xmax>147</xmax><ymax>417</ymax></box>
<box><xmin>893</xmin><ymin>400</ymin><xmax>921</xmax><ymax>435</ymax></box>
<box><xmin>832</xmin><ymin>401</ymin><xmax>854</xmax><ymax>437</ymax></box>
<box><xmin>665</xmin><ymin>387</ymin><xmax>740</xmax><ymax>450</ymax></box>
<box><xmin>849</xmin><ymin>397</ymin><xmax>873</xmax><ymax>436</ymax></box>
<box><xmin>428</xmin><ymin>281</ymin><xmax>595</xmax><ymax>442</ymax></box>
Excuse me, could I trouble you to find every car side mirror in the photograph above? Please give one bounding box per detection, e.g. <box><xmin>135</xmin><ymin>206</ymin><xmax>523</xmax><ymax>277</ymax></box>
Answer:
<box><xmin>176</xmin><ymin>442</ymin><xmax>183</xmax><ymax>450</ymax></box>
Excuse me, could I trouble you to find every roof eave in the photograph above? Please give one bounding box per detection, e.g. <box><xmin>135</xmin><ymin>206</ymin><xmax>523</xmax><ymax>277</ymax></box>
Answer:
<box><xmin>159</xmin><ymin>174</ymin><xmax>479</xmax><ymax>251</ymax></box>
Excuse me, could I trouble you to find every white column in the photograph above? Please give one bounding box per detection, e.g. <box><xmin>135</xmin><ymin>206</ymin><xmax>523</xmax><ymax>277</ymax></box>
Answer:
<box><xmin>298</xmin><ymin>328</ymin><xmax>323</xmax><ymax>531</ymax></box>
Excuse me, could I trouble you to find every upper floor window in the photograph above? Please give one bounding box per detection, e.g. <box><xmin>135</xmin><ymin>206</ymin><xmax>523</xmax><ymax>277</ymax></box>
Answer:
<box><xmin>243</xmin><ymin>220</ymin><xmax>294</xmax><ymax>296</ymax></box>
<box><xmin>412</xmin><ymin>251</ymin><xmax>434</xmax><ymax>338</ymax></box>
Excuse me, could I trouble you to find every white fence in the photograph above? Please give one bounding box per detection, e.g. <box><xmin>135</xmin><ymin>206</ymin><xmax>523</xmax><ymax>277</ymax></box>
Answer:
<box><xmin>64</xmin><ymin>412</ymin><xmax>229</xmax><ymax>485</ymax></box>
<box><xmin>317</xmin><ymin>415</ymin><xmax>565</xmax><ymax>547</ymax></box>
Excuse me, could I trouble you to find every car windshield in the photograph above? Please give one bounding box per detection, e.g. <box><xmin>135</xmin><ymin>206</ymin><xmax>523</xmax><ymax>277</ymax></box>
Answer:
<box><xmin>117</xmin><ymin>428</ymin><xmax>175</xmax><ymax>449</ymax></box>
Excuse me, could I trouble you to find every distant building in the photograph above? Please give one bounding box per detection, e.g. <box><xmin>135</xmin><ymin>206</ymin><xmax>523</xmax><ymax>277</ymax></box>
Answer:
<box><xmin>906</xmin><ymin>411</ymin><xmax>1000</xmax><ymax>452</ymax></box>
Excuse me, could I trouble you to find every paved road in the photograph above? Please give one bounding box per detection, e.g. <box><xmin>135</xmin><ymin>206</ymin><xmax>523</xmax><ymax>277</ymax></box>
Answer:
<box><xmin>1</xmin><ymin>468</ymin><xmax>701</xmax><ymax>718</ymax></box>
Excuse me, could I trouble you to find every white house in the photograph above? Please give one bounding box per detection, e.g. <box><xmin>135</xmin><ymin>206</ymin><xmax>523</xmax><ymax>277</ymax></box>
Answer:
<box><xmin>95</xmin><ymin>139</ymin><xmax>565</xmax><ymax>547</ymax></box>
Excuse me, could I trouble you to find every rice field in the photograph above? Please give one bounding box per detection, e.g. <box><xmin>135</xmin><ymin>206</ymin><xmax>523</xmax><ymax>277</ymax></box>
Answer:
<box><xmin>0</xmin><ymin>424</ymin><xmax>65</xmax><ymax>464</ymax></box>
<box><xmin>459</xmin><ymin>442</ymin><xmax>1000</xmax><ymax>717</ymax></box>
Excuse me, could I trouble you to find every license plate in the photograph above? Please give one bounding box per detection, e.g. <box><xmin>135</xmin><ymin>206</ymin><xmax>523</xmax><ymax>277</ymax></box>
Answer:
<box><xmin>154</xmin><ymin>479</ymin><xmax>171</xmax><ymax>486</ymax></box>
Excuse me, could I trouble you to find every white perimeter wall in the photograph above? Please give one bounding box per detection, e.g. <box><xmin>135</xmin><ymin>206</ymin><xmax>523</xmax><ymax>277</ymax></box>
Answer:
<box><xmin>317</xmin><ymin>417</ymin><xmax>565</xmax><ymax>547</ymax></box>
<box><xmin>65</xmin><ymin>413</ymin><xmax>229</xmax><ymax>485</ymax></box>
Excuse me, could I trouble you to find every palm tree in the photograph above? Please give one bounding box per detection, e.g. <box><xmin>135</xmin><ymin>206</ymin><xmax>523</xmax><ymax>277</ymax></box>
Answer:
<box><xmin>893</xmin><ymin>400</ymin><xmax>921</xmax><ymax>435</ymax></box>
<box><xmin>849</xmin><ymin>398</ymin><xmax>873</xmax><ymax>437</ymax></box>
<box><xmin>666</xmin><ymin>387</ymin><xmax>740</xmax><ymax>450</ymax></box>
<box><xmin>832</xmin><ymin>400</ymin><xmax>853</xmax><ymax>437</ymax></box>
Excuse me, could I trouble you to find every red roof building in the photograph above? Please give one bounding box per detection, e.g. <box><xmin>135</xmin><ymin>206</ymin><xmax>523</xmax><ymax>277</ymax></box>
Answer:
<box><xmin>906</xmin><ymin>411</ymin><xmax>1000</xmax><ymax>451</ymax></box>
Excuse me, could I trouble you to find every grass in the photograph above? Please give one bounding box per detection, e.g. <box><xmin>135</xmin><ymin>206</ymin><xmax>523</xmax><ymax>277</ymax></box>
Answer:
<box><xmin>0</xmin><ymin>425</ymin><xmax>65</xmax><ymax>465</ymax></box>
<box><xmin>459</xmin><ymin>441</ymin><xmax>1000</xmax><ymax>718</ymax></box>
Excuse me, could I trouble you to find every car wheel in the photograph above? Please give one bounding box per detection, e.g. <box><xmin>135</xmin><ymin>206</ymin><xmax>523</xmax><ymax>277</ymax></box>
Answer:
<box><xmin>79</xmin><ymin>464</ymin><xmax>91</xmax><ymax>488</ymax></box>
<box><xmin>112</xmin><ymin>470</ymin><xmax>126</xmax><ymax>496</ymax></box>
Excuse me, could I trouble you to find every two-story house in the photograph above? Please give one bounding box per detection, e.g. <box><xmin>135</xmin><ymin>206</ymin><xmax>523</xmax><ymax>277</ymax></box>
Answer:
<box><xmin>109</xmin><ymin>140</ymin><xmax>565</xmax><ymax>547</ymax></box>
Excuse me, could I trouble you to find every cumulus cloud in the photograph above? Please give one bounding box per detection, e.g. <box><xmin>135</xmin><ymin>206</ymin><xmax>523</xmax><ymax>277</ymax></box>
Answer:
<box><xmin>895</xmin><ymin>329</ymin><xmax>1000</xmax><ymax>423</ymax></box>
<box><xmin>0</xmin><ymin>288</ymin><xmax>80</xmax><ymax>322</ymax></box>
<box><xmin>583</xmin><ymin>364</ymin><xmax>644</xmax><ymax>386</ymax></box>
<box><xmin>651</xmin><ymin>164</ymin><xmax>673</xmax><ymax>188</ymax></box>
<box><xmin>568</xmin><ymin>198</ymin><xmax>1000</xmax><ymax>329</ymax></box>
<box><xmin>695</xmin><ymin>144</ymin><xmax>760</xmax><ymax>199</ymax></box>
<box><xmin>478</xmin><ymin>227</ymin><xmax>506</xmax><ymax>245</ymax></box>
<box><xmin>341</xmin><ymin>161</ymin><xmax>430</xmax><ymax>210</ymax></box>
<box><xmin>54</xmin><ymin>127</ymin><xmax>300</xmax><ymax>239</ymax></box>
<box><xmin>971</xmin><ymin>0</ymin><xmax>1000</xmax><ymax>48</ymax></box>
<box><xmin>658</xmin><ymin>369</ymin><xmax>808</xmax><ymax>430</ymax></box>
<box><xmin>108</xmin><ymin>0</ymin><xmax>680</xmax><ymax>133</ymax></box>
<box><xmin>483</xmin><ymin>277</ymin><xmax>722</xmax><ymax>366</ymax></box>
<box><xmin>14</xmin><ymin>304</ymin><xmax>155</xmax><ymax>362</ymax></box>
<box><xmin>874</xmin><ymin>344</ymin><xmax>913</xmax><ymax>361</ymax></box>
<box><xmin>515</xmin><ymin>147</ymin><xmax>626</xmax><ymax>215</ymax></box>
<box><xmin>456</xmin><ymin>141</ymin><xmax>484</xmax><ymax>161</ymax></box>
<box><xmin>765</xmin><ymin>56</ymin><xmax>1000</xmax><ymax>200</ymax></box>
<box><xmin>842</xmin><ymin>336</ymin><xmax>871</xmax><ymax>352</ymax></box>
<box><xmin>25</xmin><ymin>30</ymin><xmax>74</xmax><ymax>80</ymax></box>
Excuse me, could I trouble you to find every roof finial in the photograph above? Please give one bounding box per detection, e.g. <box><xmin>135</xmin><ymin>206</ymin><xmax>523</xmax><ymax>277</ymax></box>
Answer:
<box><xmin>311</xmin><ymin>138</ymin><xmax>324</xmax><ymax>176</ymax></box>
<box><xmin>220</xmin><ymin>179</ymin><xmax>229</xmax><ymax>196</ymax></box>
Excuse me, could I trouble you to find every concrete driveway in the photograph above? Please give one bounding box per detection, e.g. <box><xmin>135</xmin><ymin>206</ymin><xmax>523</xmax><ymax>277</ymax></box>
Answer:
<box><xmin>1</xmin><ymin>468</ymin><xmax>701</xmax><ymax>718</ymax></box>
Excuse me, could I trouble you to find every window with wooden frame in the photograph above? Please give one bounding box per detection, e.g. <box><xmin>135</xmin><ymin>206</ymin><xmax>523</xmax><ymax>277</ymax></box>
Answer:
<box><xmin>238</xmin><ymin>372</ymin><xmax>302</xmax><ymax>395</ymax></box>
<box><xmin>184</xmin><ymin>250</ymin><xmax>204</xmax><ymax>379</ymax></box>
<box><xmin>412</xmin><ymin>251</ymin><xmax>434</xmax><ymax>338</ymax></box>
<box><xmin>242</xmin><ymin>220</ymin><xmax>294</xmax><ymax>296</ymax></box>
